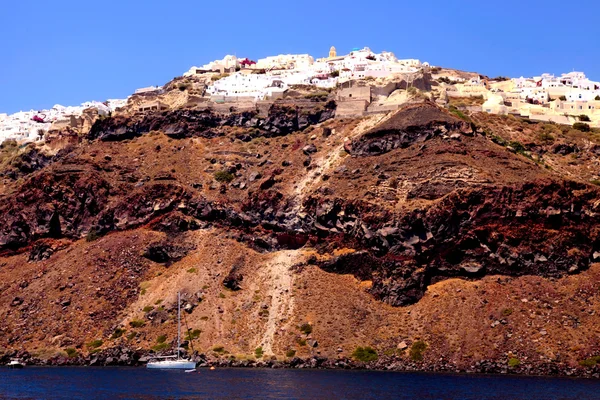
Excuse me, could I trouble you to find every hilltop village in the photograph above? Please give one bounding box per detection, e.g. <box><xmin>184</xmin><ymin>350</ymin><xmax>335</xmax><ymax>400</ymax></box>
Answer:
<box><xmin>1</xmin><ymin>46</ymin><xmax>599</xmax><ymax>145</ymax></box>
<box><xmin>5</xmin><ymin>45</ymin><xmax>600</xmax><ymax>377</ymax></box>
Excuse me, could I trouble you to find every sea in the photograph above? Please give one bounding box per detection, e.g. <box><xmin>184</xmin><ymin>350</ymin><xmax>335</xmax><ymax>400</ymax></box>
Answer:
<box><xmin>1</xmin><ymin>367</ymin><xmax>600</xmax><ymax>399</ymax></box>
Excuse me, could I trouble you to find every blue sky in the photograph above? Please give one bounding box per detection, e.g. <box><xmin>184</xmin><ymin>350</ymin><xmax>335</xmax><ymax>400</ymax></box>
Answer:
<box><xmin>0</xmin><ymin>0</ymin><xmax>598</xmax><ymax>114</ymax></box>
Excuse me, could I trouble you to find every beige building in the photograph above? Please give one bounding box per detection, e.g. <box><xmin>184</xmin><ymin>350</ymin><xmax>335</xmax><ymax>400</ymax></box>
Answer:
<box><xmin>138</xmin><ymin>101</ymin><xmax>168</xmax><ymax>113</ymax></box>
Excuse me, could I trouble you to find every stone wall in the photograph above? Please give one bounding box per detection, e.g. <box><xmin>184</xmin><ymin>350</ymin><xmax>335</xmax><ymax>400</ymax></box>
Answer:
<box><xmin>336</xmin><ymin>100</ymin><xmax>369</xmax><ymax>117</ymax></box>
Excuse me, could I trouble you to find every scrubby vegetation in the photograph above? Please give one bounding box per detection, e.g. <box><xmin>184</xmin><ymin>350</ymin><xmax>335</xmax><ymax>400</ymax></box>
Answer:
<box><xmin>299</xmin><ymin>323</ymin><xmax>313</xmax><ymax>335</ymax></box>
<box><xmin>129</xmin><ymin>319</ymin><xmax>145</xmax><ymax>328</ymax></box>
<box><xmin>186</xmin><ymin>329</ymin><xmax>202</xmax><ymax>341</ymax></box>
<box><xmin>508</xmin><ymin>357</ymin><xmax>521</xmax><ymax>367</ymax></box>
<box><xmin>86</xmin><ymin>229</ymin><xmax>100</xmax><ymax>242</ymax></box>
<box><xmin>151</xmin><ymin>342</ymin><xmax>170</xmax><ymax>352</ymax></box>
<box><xmin>156</xmin><ymin>334</ymin><xmax>167</xmax><ymax>344</ymax></box>
<box><xmin>448</xmin><ymin>106</ymin><xmax>470</xmax><ymax>122</ymax></box>
<box><xmin>304</xmin><ymin>92</ymin><xmax>330</xmax><ymax>102</ymax></box>
<box><xmin>285</xmin><ymin>349</ymin><xmax>296</xmax><ymax>358</ymax></box>
<box><xmin>409</xmin><ymin>341</ymin><xmax>427</xmax><ymax>361</ymax></box>
<box><xmin>212</xmin><ymin>346</ymin><xmax>226</xmax><ymax>353</ymax></box>
<box><xmin>214</xmin><ymin>170</ymin><xmax>235</xmax><ymax>183</ymax></box>
<box><xmin>254</xmin><ymin>346</ymin><xmax>264</xmax><ymax>358</ymax></box>
<box><xmin>86</xmin><ymin>339</ymin><xmax>103</xmax><ymax>349</ymax></box>
<box><xmin>65</xmin><ymin>348</ymin><xmax>78</xmax><ymax>358</ymax></box>
<box><xmin>110</xmin><ymin>328</ymin><xmax>126</xmax><ymax>339</ymax></box>
<box><xmin>352</xmin><ymin>346</ymin><xmax>378</xmax><ymax>362</ymax></box>
<box><xmin>579</xmin><ymin>356</ymin><xmax>600</xmax><ymax>367</ymax></box>
<box><xmin>573</xmin><ymin>122</ymin><xmax>591</xmax><ymax>132</ymax></box>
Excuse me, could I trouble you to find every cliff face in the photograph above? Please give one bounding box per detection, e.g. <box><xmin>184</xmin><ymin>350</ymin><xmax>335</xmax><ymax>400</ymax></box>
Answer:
<box><xmin>2</xmin><ymin>101</ymin><xmax>600</xmax><ymax>374</ymax></box>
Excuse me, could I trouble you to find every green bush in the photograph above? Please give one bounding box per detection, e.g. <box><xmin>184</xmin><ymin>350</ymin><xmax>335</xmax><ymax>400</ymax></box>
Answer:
<box><xmin>508</xmin><ymin>140</ymin><xmax>526</xmax><ymax>153</ymax></box>
<box><xmin>299</xmin><ymin>323</ymin><xmax>313</xmax><ymax>335</ymax></box>
<box><xmin>213</xmin><ymin>346</ymin><xmax>225</xmax><ymax>353</ymax></box>
<box><xmin>579</xmin><ymin>356</ymin><xmax>600</xmax><ymax>367</ymax></box>
<box><xmin>579</xmin><ymin>114</ymin><xmax>591</xmax><ymax>122</ymax></box>
<box><xmin>65</xmin><ymin>348</ymin><xmax>78</xmax><ymax>358</ymax></box>
<box><xmin>214</xmin><ymin>170</ymin><xmax>235</xmax><ymax>183</ymax></box>
<box><xmin>352</xmin><ymin>346</ymin><xmax>378</xmax><ymax>362</ymax></box>
<box><xmin>186</xmin><ymin>329</ymin><xmax>202</xmax><ymax>341</ymax></box>
<box><xmin>304</xmin><ymin>92</ymin><xmax>329</xmax><ymax>101</ymax></box>
<box><xmin>573</xmin><ymin>122</ymin><xmax>591</xmax><ymax>132</ymax></box>
<box><xmin>152</xmin><ymin>342</ymin><xmax>170</xmax><ymax>352</ymax></box>
<box><xmin>142</xmin><ymin>306</ymin><xmax>154</xmax><ymax>313</ymax></box>
<box><xmin>508</xmin><ymin>357</ymin><xmax>521</xmax><ymax>367</ymax></box>
<box><xmin>502</xmin><ymin>308</ymin><xmax>513</xmax><ymax>317</ymax></box>
<box><xmin>538</xmin><ymin>131</ymin><xmax>555</xmax><ymax>144</ymax></box>
<box><xmin>86</xmin><ymin>229</ymin><xmax>99</xmax><ymax>242</ymax></box>
<box><xmin>285</xmin><ymin>349</ymin><xmax>296</xmax><ymax>358</ymax></box>
<box><xmin>448</xmin><ymin>106</ymin><xmax>469</xmax><ymax>121</ymax></box>
<box><xmin>129</xmin><ymin>319</ymin><xmax>145</xmax><ymax>328</ymax></box>
<box><xmin>156</xmin><ymin>335</ymin><xmax>167</xmax><ymax>344</ymax></box>
<box><xmin>110</xmin><ymin>328</ymin><xmax>126</xmax><ymax>340</ymax></box>
<box><xmin>187</xmin><ymin>268</ymin><xmax>197</xmax><ymax>273</ymax></box>
<box><xmin>126</xmin><ymin>332</ymin><xmax>137</xmax><ymax>341</ymax></box>
<box><xmin>409</xmin><ymin>341</ymin><xmax>427</xmax><ymax>361</ymax></box>
<box><xmin>255</xmin><ymin>347</ymin><xmax>264</xmax><ymax>358</ymax></box>
<box><xmin>86</xmin><ymin>340</ymin><xmax>103</xmax><ymax>349</ymax></box>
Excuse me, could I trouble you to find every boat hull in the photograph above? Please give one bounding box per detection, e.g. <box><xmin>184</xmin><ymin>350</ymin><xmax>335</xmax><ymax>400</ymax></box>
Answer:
<box><xmin>146</xmin><ymin>360</ymin><xmax>196</xmax><ymax>369</ymax></box>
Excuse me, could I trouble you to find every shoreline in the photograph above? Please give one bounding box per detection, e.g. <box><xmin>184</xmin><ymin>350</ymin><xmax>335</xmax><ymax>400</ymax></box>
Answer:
<box><xmin>3</xmin><ymin>349</ymin><xmax>600</xmax><ymax>379</ymax></box>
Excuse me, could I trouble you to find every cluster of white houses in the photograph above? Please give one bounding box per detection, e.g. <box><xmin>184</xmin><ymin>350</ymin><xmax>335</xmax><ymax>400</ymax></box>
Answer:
<box><xmin>4</xmin><ymin>46</ymin><xmax>598</xmax><ymax>145</ymax></box>
<box><xmin>185</xmin><ymin>46</ymin><xmax>427</xmax><ymax>101</ymax></box>
<box><xmin>0</xmin><ymin>99</ymin><xmax>127</xmax><ymax>143</ymax></box>
<box><xmin>468</xmin><ymin>72</ymin><xmax>600</xmax><ymax>125</ymax></box>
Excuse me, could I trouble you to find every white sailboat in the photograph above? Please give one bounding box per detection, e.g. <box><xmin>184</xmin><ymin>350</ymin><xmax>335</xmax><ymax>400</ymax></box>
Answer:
<box><xmin>7</xmin><ymin>359</ymin><xmax>24</xmax><ymax>369</ymax></box>
<box><xmin>147</xmin><ymin>292</ymin><xmax>197</xmax><ymax>370</ymax></box>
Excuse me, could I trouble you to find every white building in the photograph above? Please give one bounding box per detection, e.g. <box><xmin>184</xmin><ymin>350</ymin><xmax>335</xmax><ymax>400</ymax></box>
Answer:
<box><xmin>0</xmin><ymin>98</ymin><xmax>127</xmax><ymax>144</ymax></box>
<box><xmin>207</xmin><ymin>72</ymin><xmax>288</xmax><ymax>100</ymax></box>
<box><xmin>255</xmin><ymin>54</ymin><xmax>314</xmax><ymax>71</ymax></box>
<box><xmin>183</xmin><ymin>55</ymin><xmax>240</xmax><ymax>76</ymax></box>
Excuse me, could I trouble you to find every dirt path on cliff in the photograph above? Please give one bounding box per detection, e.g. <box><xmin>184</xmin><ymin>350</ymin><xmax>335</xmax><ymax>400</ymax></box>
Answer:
<box><xmin>291</xmin><ymin>113</ymin><xmax>396</xmax><ymax>209</ymax></box>
<box><xmin>258</xmin><ymin>250</ymin><xmax>299</xmax><ymax>355</ymax></box>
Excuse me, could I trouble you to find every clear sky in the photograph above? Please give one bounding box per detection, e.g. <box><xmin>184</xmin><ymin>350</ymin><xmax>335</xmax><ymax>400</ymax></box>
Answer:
<box><xmin>0</xmin><ymin>0</ymin><xmax>598</xmax><ymax>114</ymax></box>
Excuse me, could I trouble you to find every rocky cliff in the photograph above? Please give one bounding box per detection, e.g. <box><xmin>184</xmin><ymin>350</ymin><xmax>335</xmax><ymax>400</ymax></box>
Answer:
<box><xmin>2</xmin><ymin>101</ymin><xmax>600</xmax><ymax>376</ymax></box>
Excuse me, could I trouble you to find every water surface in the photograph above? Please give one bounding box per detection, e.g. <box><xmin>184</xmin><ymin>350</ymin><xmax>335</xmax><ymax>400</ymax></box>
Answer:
<box><xmin>1</xmin><ymin>367</ymin><xmax>600</xmax><ymax>399</ymax></box>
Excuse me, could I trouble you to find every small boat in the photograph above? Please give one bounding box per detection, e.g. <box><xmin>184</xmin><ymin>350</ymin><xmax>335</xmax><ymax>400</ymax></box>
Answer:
<box><xmin>7</xmin><ymin>359</ymin><xmax>24</xmax><ymax>369</ymax></box>
<box><xmin>147</xmin><ymin>292</ymin><xmax>197</xmax><ymax>370</ymax></box>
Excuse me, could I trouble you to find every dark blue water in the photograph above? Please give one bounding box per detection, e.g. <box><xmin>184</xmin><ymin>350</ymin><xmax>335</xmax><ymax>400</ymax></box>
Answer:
<box><xmin>1</xmin><ymin>367</ymin><xmax>600</xmax><ymax>399</ymax></box>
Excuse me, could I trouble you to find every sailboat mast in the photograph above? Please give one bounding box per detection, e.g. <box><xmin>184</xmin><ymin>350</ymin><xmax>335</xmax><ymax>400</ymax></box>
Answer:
<box><xmin>177</xmin><ymin>292</ymin><xmax>181</xmax><ymax>360</ymax></box>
